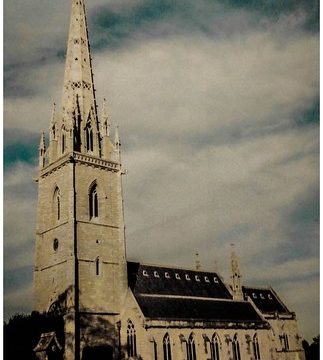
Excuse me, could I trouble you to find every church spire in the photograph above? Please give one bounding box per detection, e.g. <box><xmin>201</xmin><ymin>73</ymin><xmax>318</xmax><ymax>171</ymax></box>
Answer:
<box><xmin>61</xmin><ymin>0</ymin><xmax>100</xmax><ymax>155</ymax></box>
<box><xmin>38</xmin><ymin>131</ymin><xmax>46</xmax><ymax>169</ymax></box>
<box><xmin>230</xmin><ymin>244</ymin><xmax>244</xmax><ymax>301</ymax></box>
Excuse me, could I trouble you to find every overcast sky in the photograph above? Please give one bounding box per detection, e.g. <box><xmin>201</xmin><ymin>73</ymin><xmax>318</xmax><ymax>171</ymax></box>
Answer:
<box><xmin>4</xmin><ymin>0</ymin><xmax>319</xmax><ymax>341</ymax></box>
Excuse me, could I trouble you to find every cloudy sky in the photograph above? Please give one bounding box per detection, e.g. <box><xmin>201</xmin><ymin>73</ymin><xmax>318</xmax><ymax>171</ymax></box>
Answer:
<box><xmin>4</xmin><ymin>0</ymin><xmax>319</xmax><ymax>341</ymax></box>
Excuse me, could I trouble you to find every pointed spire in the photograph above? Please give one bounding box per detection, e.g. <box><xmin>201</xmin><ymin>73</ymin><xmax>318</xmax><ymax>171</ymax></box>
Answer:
<box><xmin>49</xmin><ymin>102</ymin><xmax>57</xmax><ymax>141</ymax></box>
<box><xmin>50</xmin><ymin>102</ymin><xmax>56</xmax><ymax>125</ymax></box>
<box><xmin>39</xmin><ymin>131</ymin><xmax>46</xmax><ymax>168</ymax></box>
<box><xmin>115</xmin><ymin>126</ymin><xmax>120</xmax><ymax>149</ymax></box>
<box><xmin>101</xmin><ymin>98</ymin><xmax>111</xmax><ymax>137</ymax></box>
<box><xmin>195</xmin><ymin>252</ymin><xmax>201</xmax><ymax>271</ymax></box>
<box><xmin>61</xmin><ymin>0</ymin><xmax>99</xmax><ymax>152</ymax></box>
<box><xmin>230</xmin><ymin>244</ymin><xmax>243</xmax><ymax>301</ymax></box>
<box><xmin>39</xmin><ymin>131</ymin><xmax>46</xmax><ymax>150</ymax></box>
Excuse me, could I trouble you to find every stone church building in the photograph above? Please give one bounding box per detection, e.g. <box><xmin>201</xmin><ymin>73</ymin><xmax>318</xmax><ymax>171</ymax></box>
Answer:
<box><xmin>33</xmin><ymin>1</ymin><xmax>305</xmax><ymax>359</ymax></box>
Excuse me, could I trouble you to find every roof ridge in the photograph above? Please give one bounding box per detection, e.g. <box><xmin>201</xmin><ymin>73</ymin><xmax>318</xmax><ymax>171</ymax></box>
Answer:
<box><xmin>127</xmin><ymin>260</ymin><xmax>221</xmax><ymax>274</ymax></box>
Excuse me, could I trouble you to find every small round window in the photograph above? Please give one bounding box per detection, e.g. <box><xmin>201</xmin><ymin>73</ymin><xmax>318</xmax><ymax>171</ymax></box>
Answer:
<box><xmin>53</xmin><ymin>238</ymin><xmax>59</xmax><ymax>251</ymax></box>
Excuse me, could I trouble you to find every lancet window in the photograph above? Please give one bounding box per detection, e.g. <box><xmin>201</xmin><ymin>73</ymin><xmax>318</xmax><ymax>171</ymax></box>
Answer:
<box><xmin>210</xmin><ymin>334</ymin><xmax>220</xmax><ymax>360</ymax></box>
<box><xmin>86</xmin><ymin>125</ymin><xmax>94</xmax><ymax>152</ymax></box>
<box><xmin>89</xmin><ymin>183</ymin><xmax>98</xmax><ymax>218</ymax></box>
<box><xmin>163</xmin><ymin>333</ymin><xmax>172</xmax><ymax>360</ymax></box>
<box><xmin>54</xmin><ymin>187</ymin><xmax>61</xmax><ymax>221</ymax></box>
<box><xmin>232</xmin><ymin>334</ymin><xmax>241</xmax><ymax>360</ymax></box>
<box><xmin>127</xmin><ymin>320</ymin><xmax>137</xmax><ymax>357</ymax></box>
<box><xmin>187</xmin><ymin>333</ymin><xmax>197</xmax><ymax>360</ymax></box>
<box><xmin>62</xmin><ymin>132</ymin><xmax>66</xmax><ymax>153</ymax></box>
<box><xmin>95</xmin><ymin>257</ymin><xmax>100</xmax><ymax>276</ymax></box>
<box><xmin>253</xmin><ymin>334</ymin><xmax>261</xmax><ymax>360</ymax></box>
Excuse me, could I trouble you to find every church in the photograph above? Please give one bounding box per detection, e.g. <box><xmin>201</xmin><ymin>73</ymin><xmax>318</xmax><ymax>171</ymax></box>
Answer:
<box><xmin>33</xmin><ymin>1</ymin><xmax>305</xmax><ymax>360</ymax></box>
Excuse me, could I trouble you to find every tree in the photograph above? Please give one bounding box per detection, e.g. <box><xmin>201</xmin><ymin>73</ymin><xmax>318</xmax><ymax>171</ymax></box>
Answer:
<box><xmin>4</xmin><ymin>312</ymin><xmax>64</xmax><ymax>360</ymax></box>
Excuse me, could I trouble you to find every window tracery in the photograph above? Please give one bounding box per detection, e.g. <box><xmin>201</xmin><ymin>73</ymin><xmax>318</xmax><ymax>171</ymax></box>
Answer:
<box><xmin>127</xmin><ymin>320</ymin><xmax>137</xmax><ymax>357</ymax></box>
<box><xmin>187</xmin><ymin>333</ymin><xmax>196</xmax><ymax>360</ymax></box>
<box><xmin>210</xmin><ymin>333</ymin><xmax>220</xmax><ymax>360</ymax></box>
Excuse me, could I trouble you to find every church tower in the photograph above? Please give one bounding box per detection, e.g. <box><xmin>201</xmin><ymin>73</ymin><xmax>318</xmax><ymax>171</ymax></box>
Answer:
<box><xmin>33</xmin><ymin>0</ymin><xmax>127</xmax><ymax>358</ymax></box>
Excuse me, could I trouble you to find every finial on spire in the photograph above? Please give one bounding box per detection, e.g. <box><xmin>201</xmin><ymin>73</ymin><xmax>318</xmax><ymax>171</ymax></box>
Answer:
<box><xmin>115</xmin><ymin>126</ymin><xmax>120</xmax><ymax>148</ymax></box>
<box><xmin>195</xmin><ymin>252</ymin><xmax>201</xmax><ymax>271</ymax></box>
<box><xmin>39</xmin><ymin>131</ymin><xmax>46</xmax><ymax>150</ymax></box>
<box><xmin>230</xmin><ymin>244</ymin><xmax>244</xmax><ymax>301</ymax></box>
<box><xmin>39</xmin><ymin>131</ymin><xmax>46</xmax><ymax>169</ymax></box>
<box><xmin>102</xmin><ymin>98</ymin><xmax>111</xmax><ymax>137</ymax></box>
<box><xmin>50</xmin><ymin>102</ymin><xmax>56</xmax><ymax>124</ymax></box>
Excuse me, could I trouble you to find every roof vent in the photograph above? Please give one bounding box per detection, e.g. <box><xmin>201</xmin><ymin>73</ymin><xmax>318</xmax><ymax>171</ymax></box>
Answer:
<box><xmin>204</xmin><ymin>276</ymin><xmax>210</xmax><ymax>283</ymax></box>
<box><xmin>213</xmin><ymin>277</ymin><xmax>219</xmax><ymax>283</ymax></box>
<box><xmin>175</xmin><ymin>273</ymin><xmax>181</xmax><ymax>280</ymax></box>
<box><xmin>154</xmin><ymin>271</ymin><xmax>160</xmax><ymax>278</ymax></box>
<box><xmin>195</xmin><ymin>275</ymin><xmax>200</xmax><ymax>282</ymax></box>
<box><xmin>185</xmin><ymin>274</ymin><xmax>191</xmax><ymax>281</ymax></box>
<box><xmin>165</xmin><ymin>272</ymin><xmax>170</xmax><ymax>279</ymax></box>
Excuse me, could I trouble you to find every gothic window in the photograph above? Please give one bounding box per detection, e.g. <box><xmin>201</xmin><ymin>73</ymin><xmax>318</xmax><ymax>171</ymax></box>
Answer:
<box><xmin>95</xmin><ymin>257</ymin><xmax>100</xmax><ymax>276</ymax></box>
<box><xmin>153</xmin><ymin>339</ymin><xmax>158</xmax><ymax>360</ymax></box>
<box><xmin>127</xmin><ymin>320</ymin><xmax>137</xmax><ymax>357</ymax></box>
<box><xmin>61</xmin><ymin>127</ymin><xmax>66</xmax><ymax>154</ymax></box>
<box><xmin>54</xmin><ymin>187</ymin><xmax>61</xmax><ymax>221</ymax></box>
<box><xmin>280</xmin><ymin>334</ymin><xmax>289</xmax><ymax>351</ymax></box>
<box><xmin>210</xmin><ymin>334</ymin><xmax>220</xmax><ymax>360</ymax></box>
<box><xmin>187</xmin><ymin>333</ymin><xmax>196</xmax><ymax>360</ymax></box>
<box><xmin>163</xmin><ymin>333</ymin><xmax>172</xmax><ymax>360</ymax></box>
<box><xmin>86</xmin><ymin>126</ymin><xmax>93</xmax><ymax>152</ymax></box>
<box><xmin>232</xmin><ymin>334</ymin><xmax>241</xmax><ymax>360</ymax></box>
<box><xmin>89</xmin><ymin>183</ymin><xmax>98</xmax><ymax>218</ymax></box>
<box><xmin>253</xmin><ymin>334</ymin><xmax>261</xmax><ymax>360</ymax></box>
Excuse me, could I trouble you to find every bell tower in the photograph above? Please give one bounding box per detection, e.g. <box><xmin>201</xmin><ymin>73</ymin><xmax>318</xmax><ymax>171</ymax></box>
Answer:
<box><xmin>33</xmin><ymin>0</ymin><xmax>128</xmax><ymax>358</ymax></box>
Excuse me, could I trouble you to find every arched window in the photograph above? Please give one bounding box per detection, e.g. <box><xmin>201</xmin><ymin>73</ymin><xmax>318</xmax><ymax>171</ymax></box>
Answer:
<box><xmin>280</xmin><ymin>333</ymin><xmax>289</xmax><ymax>351</ymax></box>
<box><xmin>253</xmin><ymin>334</ymin><xmax>261</xmax><ymax>360</ymax></box>
<box><xmin>187</xmin><ymin>333</ymin><xmax>196</xmax><ymax>360</ymax></box>
<box><xmin>211</xmin><ymin>334</ymin><xmax>220</xmax><ymax>360</ymax></box>
<box><xmin>54</xmin><ymin>187</ymin><xmax>61</xmax><ymax>221</ymax></box>
<box><xmin>95</xmin><ymin>257</ymin><xmax>100</xmax><ymax>276</ymax></box>
<box><xmin>163</xmin><ymin>333</ymin><xmax>172</xmax><ymax>360</ymax></box>
<box><xmin>232</xmin><ymin>334</ymin><xmax>241</xmax><ymax>360</ymax></box>
<box><xmin>89</xmin><ymin>183</ymin><xmax>98</xmax><ymax>218</ymax></box>
<box><xmin>127</xmin><ymin>320</ymin><xmax>137</xmax><ymax>357</ymax></box>
<box><xmin>86</xmin><ymin>126</ymin><xmax>93</xmax><ymax>152</ymax></box>
<box><xmin>62</xmin><ymin>132</ymin><xmax>66</xmax><ymax>153</ymax></box>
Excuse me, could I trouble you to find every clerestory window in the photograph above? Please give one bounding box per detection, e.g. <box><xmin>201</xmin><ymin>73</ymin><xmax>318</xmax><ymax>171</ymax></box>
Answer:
<box><xmin>232</xmin><ymin>334</ymin><xmax>241</xmax><ymax>360</ymax></box>
<box><xmin>163</xmin><ymin>333</ymin><xmax>172</xmax><ymax>360</ymax></box>
<box><xmin>210</xmin><ymin>334</ymin><xmax>220</xmax><ymax>360</ymax></box>
<box><xmin>187</xmin><ymin>333</ymin><xmax>196</xmax><ymax>360</ymax></box>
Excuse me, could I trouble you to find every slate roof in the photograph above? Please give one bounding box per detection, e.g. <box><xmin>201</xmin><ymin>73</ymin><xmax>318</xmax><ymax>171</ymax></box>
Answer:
<box><xmin>127</xmin><ymin>262</ymin><xmax>267</xmax><ymax>325</ymax></box>
<box><xmin>242</xmin><ymin>286</ymin><xmax>291</xmax><ymax>315</ymax></box>
<box><xmin>136</xmin><ymin>296</ymin><xmax>265</xmax><ymax>323</ymax></box>
<box><xmin>127</xmin><ymin>262</ymin><xmax>232</xmax><ymax>299</ymax></box>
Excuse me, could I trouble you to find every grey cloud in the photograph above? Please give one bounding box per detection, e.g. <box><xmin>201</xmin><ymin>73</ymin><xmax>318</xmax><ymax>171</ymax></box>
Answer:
<box><xmin>4</xmin><ymin>0</ymin><xmax>318</xmax><ymax>342</ymax></box>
